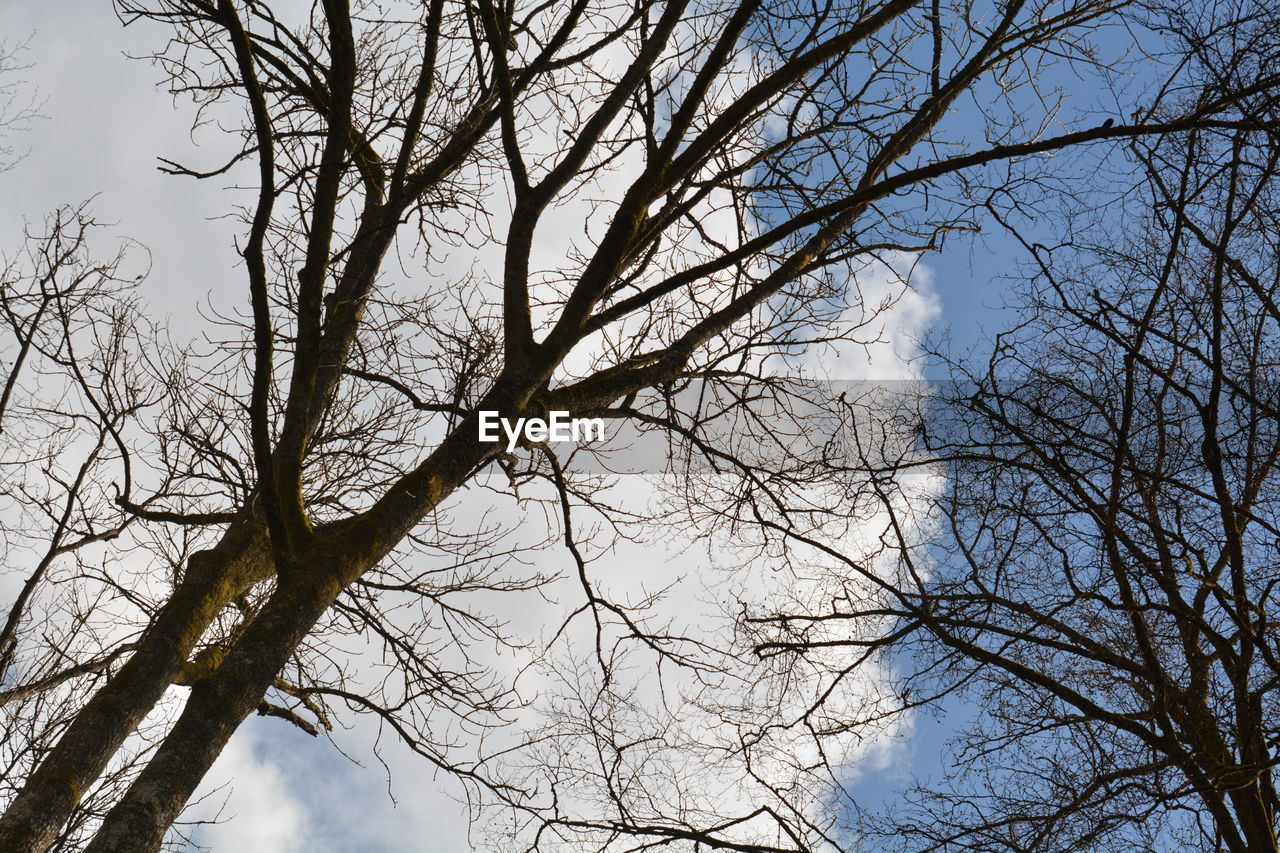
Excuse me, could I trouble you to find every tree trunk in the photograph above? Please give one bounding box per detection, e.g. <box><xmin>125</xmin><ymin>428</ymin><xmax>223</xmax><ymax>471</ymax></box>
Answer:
<box><xmin>0</xmin><ymin>523</ymin><xmax>272</xmax><ymax>853</ymax></box>
<box><xmin>81</xmin><ymin>567</ymin><xmax>345</xmax><ymax>853</ymax></box>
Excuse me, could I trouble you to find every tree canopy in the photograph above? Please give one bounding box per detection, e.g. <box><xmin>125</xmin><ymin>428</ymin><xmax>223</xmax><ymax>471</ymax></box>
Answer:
<box><xmin>0</xmin><ymin>0</ymin><xmax>1277</xmax><ymax>851</ymax></box>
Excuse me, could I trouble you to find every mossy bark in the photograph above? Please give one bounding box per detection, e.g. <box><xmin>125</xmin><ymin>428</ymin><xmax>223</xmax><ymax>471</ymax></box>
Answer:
<box><xmin>82</xmin><ymin>568</ymin><xmax>345</xmax><ymax>853</ymax></box>
<box><xmin>76</xmin><ymin>422</ymin><xmax>501</xmax><ymax>853</ymax></box>
<box><xmin>0</xmin><ymin>523</ymin><xmax>272</xmax><ymax>853</ymax></box>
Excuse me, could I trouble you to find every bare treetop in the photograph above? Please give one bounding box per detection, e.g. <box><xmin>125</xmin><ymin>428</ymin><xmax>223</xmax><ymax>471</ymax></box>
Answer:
<box><xmin>1</xmin><ymin>0</ymin><xmax>1276</xmax><ymax>851</ymax></box>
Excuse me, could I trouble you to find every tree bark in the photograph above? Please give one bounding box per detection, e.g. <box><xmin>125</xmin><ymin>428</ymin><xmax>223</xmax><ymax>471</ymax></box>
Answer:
<box><xmin>81</xmin><ymin>566</ymin><xmax>345</xmax><ymax>853</ymax></box>
<box><xmin>79</xmin><ymin>414</ymin><xmax>510</xmax><ymax>852</ymax></box>
<box><xmin>0</xmin><ymin>522</ymin><xmax>272</xmax><ymax>853</ymax></box>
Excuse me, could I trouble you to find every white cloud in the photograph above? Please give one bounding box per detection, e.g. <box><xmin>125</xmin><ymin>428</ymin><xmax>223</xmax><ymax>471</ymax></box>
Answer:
<box><xmin>190</xmin><ymin>723</ymin><xmax>308</xmax><ymax>853</ymax></box>
<box><xmin>796</xmin><ymin>253</ymin><xmax>942</xmax><ymax>381</ymax></box>
<box><xmin>0</xmin><ymin>1</ymin><xmax>242</xmax><ymax>326</ymax></box>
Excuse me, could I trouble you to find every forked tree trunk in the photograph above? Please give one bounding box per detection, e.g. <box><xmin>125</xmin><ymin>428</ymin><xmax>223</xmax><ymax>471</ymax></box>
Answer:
<box><xmin>0</xmin><ymin>523</ymin><xmax>273</xmax><ymax>853</ymax></box>
<box><xmin>81</xmin><ymin>566</ymin><xmax>348</xmax><ymax>853</ymax></box>
<box><xmin>72</xmin><ymin>424</ymin><xmax>501</xmax><ymax>852</ymax></box>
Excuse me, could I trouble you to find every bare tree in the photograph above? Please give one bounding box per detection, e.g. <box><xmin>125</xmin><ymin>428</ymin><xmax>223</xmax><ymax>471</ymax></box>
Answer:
<box><xmin>0</xmin><ymin>206</ymin><xmax>193</xmax><ymax>851</ymax></box>
<box><xmin>747</xmin><ymin>14</ymin><xmax>1280</xmax><ymax>850</ymax></box>
<box><xmin>0</xmin><ymin>36</ymin><xmax>40</xmax><ymax>173</ymax></box>
<box><xmin>0</xmin><ymin>0</ymin><xmax>1275</xmax><ymax>851</ymax></box>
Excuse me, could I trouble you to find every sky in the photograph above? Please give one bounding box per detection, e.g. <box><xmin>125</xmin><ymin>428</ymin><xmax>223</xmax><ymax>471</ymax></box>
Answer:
<box><xmin>0</xmin><ymin>5</ymin><xmax>243</xmax><ymax>319</ymax></box>
<box><xmin>0</xmin><ymin>1</ymin><xmax>1005</xmax><ymax>359</ymax></box>
<box><xmin>0</xmin><ymin>2</ymin><xmax>1095</xmax><ymax>851</ymax></box>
